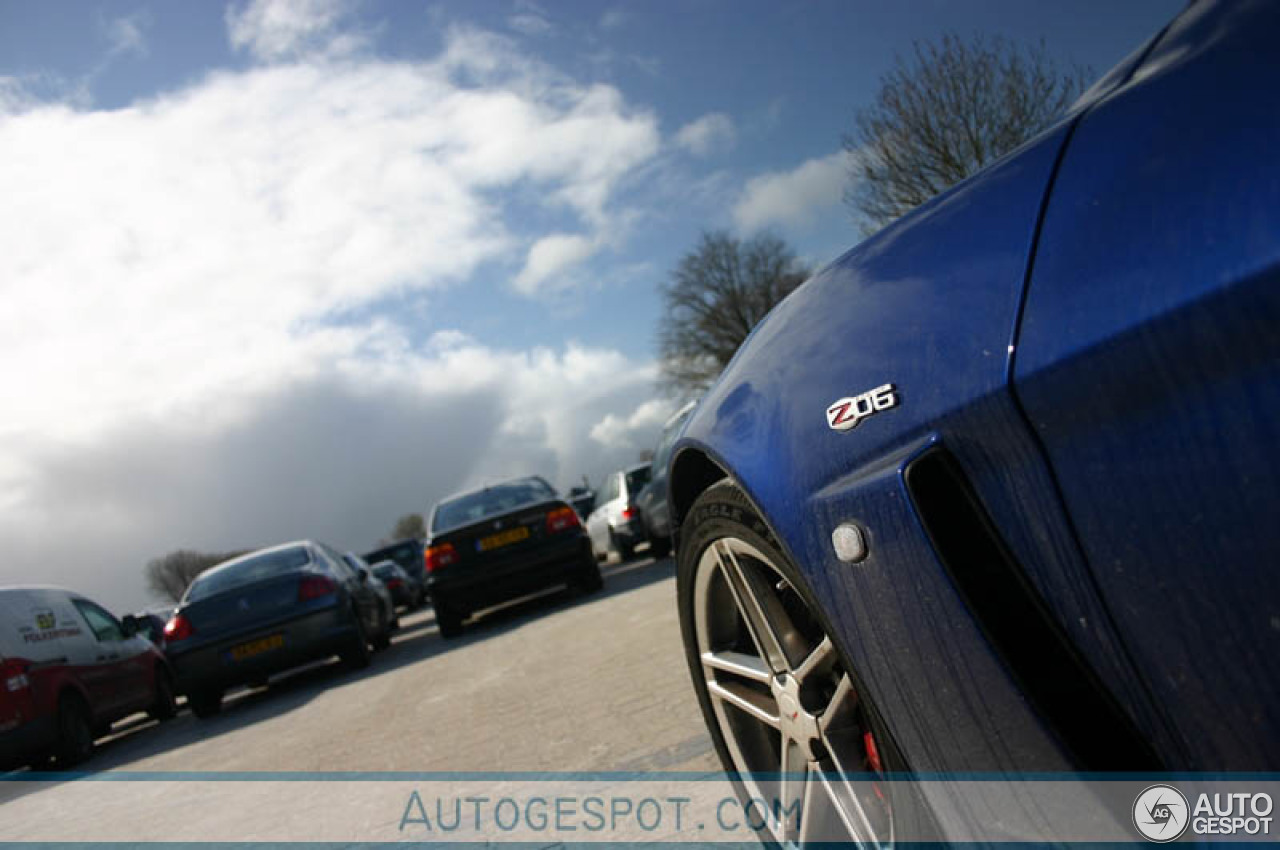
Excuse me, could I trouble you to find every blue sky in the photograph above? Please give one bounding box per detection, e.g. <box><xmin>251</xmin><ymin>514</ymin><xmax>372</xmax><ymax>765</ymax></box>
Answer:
<box><xmin>0</xmin><ymin>0</ymin><xmax>1181</xmax><ymax>609</ymax></box>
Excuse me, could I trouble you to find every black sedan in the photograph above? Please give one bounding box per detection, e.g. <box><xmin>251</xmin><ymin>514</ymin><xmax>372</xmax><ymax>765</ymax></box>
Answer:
<box><xmin>425</xmin><ymin>476</ymin><xmax>601</xmax><ymax>638</ymax></box>
<box><xmin>370</xmin><ymin>560</ymin><xmax>424</xmax><ymax>610</ymax></box>
<box><xmin>163</xmin><ymin>540</ymin><xmax>390</xmax><ymax>717</ymax></box>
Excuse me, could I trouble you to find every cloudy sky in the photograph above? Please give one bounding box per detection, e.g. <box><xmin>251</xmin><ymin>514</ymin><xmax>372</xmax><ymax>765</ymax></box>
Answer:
<box><xmin>0</xmin><ymin>0</ymin><xmax>1178</xmax><ymax>611</ymax></box>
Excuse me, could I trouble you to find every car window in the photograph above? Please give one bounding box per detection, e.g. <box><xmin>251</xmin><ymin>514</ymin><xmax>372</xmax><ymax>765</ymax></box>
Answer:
<box><xmin>319</xmin><ymin>545</ymin><xmax>354</xmax><ymax>578</ymax></box>
<box><xmin>74</xmin><ymin>599</ymin><xmax>124</xmax><ymax>642</ymax></box>
<box><xmin>185</xmin><ymin>546</ymin><xmax>313</xmax><ymax>601</ymax></box>
<box><xmin>625</xmin><ymin>467</ymin><xmax>651</xmax><ymax>495</ymax></box>
<box><xmin>366</xmin><ymin>541</ymin><xmax>419</xmax><ymax>573</ymax></box>
<box><xmin>432</xmin><ymin>479</ymin><xmax>558</xmax><ymax>533</ymax></box>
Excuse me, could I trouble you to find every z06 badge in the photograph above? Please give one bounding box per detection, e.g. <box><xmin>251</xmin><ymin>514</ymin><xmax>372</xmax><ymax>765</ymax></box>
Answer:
<box><xmin>826</xmin><ymin>383</ymin><xmax>898</xmax><ymax>431</ymax></box>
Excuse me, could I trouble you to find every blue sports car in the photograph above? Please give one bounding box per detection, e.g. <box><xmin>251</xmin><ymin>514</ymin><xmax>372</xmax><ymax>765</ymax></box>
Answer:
<box><xmin>670</xmin><ymin>0</ymin><xmax>1280</xmax><ymax>843</ymax></box>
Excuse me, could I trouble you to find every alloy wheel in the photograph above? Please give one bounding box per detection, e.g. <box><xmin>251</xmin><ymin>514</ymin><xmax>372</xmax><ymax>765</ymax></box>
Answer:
<box><xmin>692</xmin><ymin>535</ymin><xmax>893</xmax><ymax>846</ymax></box>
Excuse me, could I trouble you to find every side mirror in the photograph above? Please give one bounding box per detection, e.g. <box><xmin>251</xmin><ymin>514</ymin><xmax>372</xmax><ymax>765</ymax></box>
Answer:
<box><xmin>121</xmin><ymin>614</ymin><xmax>140</xmax><ymax>638</ymax></box>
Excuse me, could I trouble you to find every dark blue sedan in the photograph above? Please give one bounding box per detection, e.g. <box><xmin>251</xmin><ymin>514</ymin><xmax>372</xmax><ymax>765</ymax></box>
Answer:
<box><xmin>164</xmin><ymin>540</ymin><xmax>391</xmax><ymax>717</ymax></box>
<box><xmin>670</xmin><ymin>0</ymin><xmax>1280</xmax><ymax>843</ymax></box>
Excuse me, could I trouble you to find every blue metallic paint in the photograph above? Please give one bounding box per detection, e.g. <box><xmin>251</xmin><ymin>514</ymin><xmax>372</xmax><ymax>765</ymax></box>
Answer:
<box><xmin>672</xmin><ymin>0</ymin><xmax>1275</xmax><ymax>782</ymax></box>
<box><xmin>1014</xmin><ymin>0</ymin><xmax>1280</xmax><ymax>769</ymax></box>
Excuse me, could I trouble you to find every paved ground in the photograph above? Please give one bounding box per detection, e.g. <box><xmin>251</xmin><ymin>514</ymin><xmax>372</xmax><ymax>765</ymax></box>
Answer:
<box><xmin>0</xmin><ymin>551</ymin><xmax>723</xmax><ymax>840</ymax></box>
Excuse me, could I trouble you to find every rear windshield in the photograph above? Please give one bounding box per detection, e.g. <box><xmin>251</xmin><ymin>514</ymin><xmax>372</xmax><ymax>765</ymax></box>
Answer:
<box><xmin>625</xmin><ymin>467</ymin><xmax>651</xmax><ymax>493</ymax></box>
<box><xmin>185</xmin><ymin>547</ymin><xmax>312</xmax><ymax>602</ymax></box>
<box><xmin>433</xmin><ymin>479</ymin><xmax>556</xmax><ymax>533</ymax></box>
<box><xmin>365</xmin><ymin>541</ymin><xmax>419</xmax><ymax>572</ymax></box>
<box><xmin>372</xmin><ymin>563</ymin><xmax>398</xmax><ymax>579</ymax></box>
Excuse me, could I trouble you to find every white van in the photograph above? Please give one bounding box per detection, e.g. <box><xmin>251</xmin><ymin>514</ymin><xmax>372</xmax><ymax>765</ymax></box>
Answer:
<box><xmin>0</xmin><ymin>586</ymin><xmax>175</xmax><ymax>770</ymax></box>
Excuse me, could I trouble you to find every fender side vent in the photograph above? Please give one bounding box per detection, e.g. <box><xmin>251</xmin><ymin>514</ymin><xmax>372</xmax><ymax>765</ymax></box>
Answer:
<box><xmin>904</xmin><ymin>447</ymin><xmax>1161</xmax><ymax>771</ymax></box>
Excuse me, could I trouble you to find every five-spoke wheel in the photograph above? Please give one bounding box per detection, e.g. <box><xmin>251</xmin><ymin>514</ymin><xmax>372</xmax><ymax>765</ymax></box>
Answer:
<box><xmin>679</xmin><ymin>482</ymin><xmax>895</xmax><ymax>847</ymax></box>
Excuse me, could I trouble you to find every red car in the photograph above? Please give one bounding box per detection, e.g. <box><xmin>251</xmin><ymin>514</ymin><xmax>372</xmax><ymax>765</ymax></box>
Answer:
<box><xmin>0</xmin><ymin>586</ymin><xmax>176</xmax><ymax>770</ymax></box>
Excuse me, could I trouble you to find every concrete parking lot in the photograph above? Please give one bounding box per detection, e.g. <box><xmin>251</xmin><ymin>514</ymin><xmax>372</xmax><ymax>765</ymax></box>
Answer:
<box><xmin>0</xmin><ymin>552</ymin><xmax>721</xmax><ymax>839</ymax></box>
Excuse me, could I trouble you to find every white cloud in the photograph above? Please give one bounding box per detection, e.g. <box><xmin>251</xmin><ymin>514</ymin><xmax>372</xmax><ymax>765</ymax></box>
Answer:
<box><xmin>0</xmin><ymin>23</ymin><xmax>660</xmax><ymax>509</ymax></box>
<box><xmin>0</xmin><ymin>15</ymin><xmax>676</xmax><ymax>611</ymax></box>
<box><xmin>514</xmin><ymin>233</ymin><xmax>598</xmax><ymax>294</ymax></box>
<box><xmin>104</xmin><ymin>12</ymin><xmax>150</xmax><ymax>58</ymax></box>
<box><xmin>733</xmin><ymin>151</ymin><xmax>848</xmax><ymax>232</ymax></box>
<box><xmin>674</xmin><ymin>112</ymin><xmax>736</xmax><ymax>157</ymax></box>
<box><xmin>226</xmin><ymin>0</ymin><xmax>359</xmax><ymax>62</ymax></box>
<box><xmin>589</xmin><ymin>398</ymin><xmax>677</xmax><ymax>451</ymax></box>
<box><xmin>508</xmin><ymin>1</ymin><xmax>553</xmax><ymax>37</ymax></box>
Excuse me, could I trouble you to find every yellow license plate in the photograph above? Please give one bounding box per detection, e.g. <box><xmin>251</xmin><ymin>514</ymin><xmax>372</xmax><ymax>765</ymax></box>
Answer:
<box><xmin>229</xmin><ymin>634</ymin><xmax>284</xmax><ymax>661</ymax></box>
<box><xmin>477</xmin><ymin>525</ymin><xmax>530</xmax><ymax>552</ymax></box>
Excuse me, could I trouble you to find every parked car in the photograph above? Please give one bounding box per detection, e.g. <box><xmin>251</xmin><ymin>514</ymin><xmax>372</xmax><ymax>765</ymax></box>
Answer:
<box><xmin>0</xmin><ymin>586</ymin><xmax>176</xmax><ymax>770</ymax></box>
<box><xmin>566</xmin><ymin>483</ymin><xmax>596</xmax><ymax>519</ymax></box>
<box><xmin>585</xmin><ymin>464</ymin><xmax>651</xmax><ymax>562</ymax></box>
<box><xmin>633</xmin><ymin>401</ymin><xmax>696</xmax><ymax>559</ymax></box>
<box><xmin>163</xmin><ymin>541</ymin><xmax>393</xmax><ymax>718</ymax></box>
<box><xmin>669</xmin><ymin>2</ymin><xmax>1280</xmax><ymax>843</ymax></box>
<box><xmin>370</xmin><ymin>560</ymin><xmax>424</xmax><ymax>610</ymax></box>
<box><xmin>341</xmin><ymin>552</ymin><xmax>398</xmax><ymax>642</ymax></box>
<box><xmin>127</xmin><ymin>607</ymin><xmax>175</xmax><ymax>653</ymax></box>
<box><xmin>362</xmin><ymin>538</ymin><xmax>425</xmax><ymax>584</ymax></box>
<box><xmin>425</xmin><ymin>476</ymin><xmax>600</xmax><ymax>639</ymax></box>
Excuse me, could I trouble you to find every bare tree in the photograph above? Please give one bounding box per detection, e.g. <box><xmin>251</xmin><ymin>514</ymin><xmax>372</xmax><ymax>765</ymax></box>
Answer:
<box><xmin>145</xmin><ymin>549</ymin><xmax>245</xmax><ymax>604</ymax></box>
<box><xmin>846</xmin><ymin>33</ymin><xmax>1089</xmax><ymax>232</ymax></box>
<box><xmin>392</xmin><ymin>513</ymin><xmax>426</xmax><ymax>540</ymax></box>
<box><xmin>658</xmin><ymin>231</ymin><xmax>809</xmax><ymax>397</ymax></box>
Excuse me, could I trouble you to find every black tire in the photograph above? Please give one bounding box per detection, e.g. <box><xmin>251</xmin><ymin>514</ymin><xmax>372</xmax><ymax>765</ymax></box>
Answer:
<box><xmin>53</xmin><ymin>693</ymin><xmax>94</xmax><ymax>767</ymax></box>
<box><xmin>148</xmin><ymin>668</ymin><xmax>178</xmax><ymax>721</ymax></box>
<box><xmin>433</xmin><ymin>596</ymin><xmax>464</xmax><ymax>639</ymax></box>
<box><xmin>609</xmin><ymin>530</ymin><xmax>634</xmax><ymax>563</ymax></box>
<box><xmin>676</xmin><ymin>480</ymin><xmax>919</xmax><ymax>846</ymax></box>
<box><xmin>188</xmin><ymin>688</ymin><xmax>223</xmax><ymax>718</ymax></box>
<box><xmin>576</xmin><ymin>559</ymin><xmax>604</xmax><ymax>594</ymax></box>
<box><xmin>341</xmin><ymin>608</ymin><xmax>373</xmax><ymax>669</ymax></box>
<box><xmin>372</xmin><ymin>614</ymin><xmax>392</xmax><ymax>651</ymax></box>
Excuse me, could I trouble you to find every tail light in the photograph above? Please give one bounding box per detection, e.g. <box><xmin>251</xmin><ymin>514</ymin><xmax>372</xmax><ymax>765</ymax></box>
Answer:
<box><xmin>2</xmin><ymin>658</ymin><xmax>31</xmax><ymax>693</ymax></box>
<box><xmin>386</xmin><ymin>578</ymin><xmax>404</xmax><ymax>590</ymax></box>
<box><xmin>620</xmin><ymin>506</ymin><xmax>636</xmax><ymax>520</ymax></box>
<box><xmin>163</xmin><ymin>614</ymin><xmax>195</xmax><ymax>643</ymax></box>
<box><xmin>298</xmin><ymin>575</ymin><xmax>337</xmax><ymax>601</ymax></box>
<box><xmin>425</xmin><ymin>542</ymin><xmax>458</xmax><ymax>573</ymax></box>
<box><xmin>546</xmin><ymin>506</ymin><xmax>581</xmax><ymax>533</ymax></box>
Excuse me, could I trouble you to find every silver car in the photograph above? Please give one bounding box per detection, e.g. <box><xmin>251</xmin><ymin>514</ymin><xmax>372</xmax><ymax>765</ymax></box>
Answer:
<box><xmin>585</xmin><ymin>463</ymin><xmax>651</xmax><ymax>562</ymax></box>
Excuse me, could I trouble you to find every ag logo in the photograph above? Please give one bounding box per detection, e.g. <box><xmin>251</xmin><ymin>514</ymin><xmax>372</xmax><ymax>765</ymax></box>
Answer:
<box><xmin>1133</xmin><ymin>784</ymin><xmax>1189</xmax><ymax>842</ymax></box>
<box><xmin>826</xmin><ymin>383</ymin><xmax>898</xmax><ymax>432</ymax></box>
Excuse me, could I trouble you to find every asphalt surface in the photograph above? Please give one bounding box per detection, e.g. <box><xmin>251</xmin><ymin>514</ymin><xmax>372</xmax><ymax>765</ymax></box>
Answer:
<box><xmin>0</xmin><ymin>551</ymin><xmax>723</xmax><ymax>840</ymax></box>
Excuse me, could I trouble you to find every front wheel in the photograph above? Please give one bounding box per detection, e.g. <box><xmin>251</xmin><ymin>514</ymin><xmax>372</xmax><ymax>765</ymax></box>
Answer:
<box><xmin>677</xmin><ymin>481</ymin><xmax>904</xmax><ymax>846</ymax></box>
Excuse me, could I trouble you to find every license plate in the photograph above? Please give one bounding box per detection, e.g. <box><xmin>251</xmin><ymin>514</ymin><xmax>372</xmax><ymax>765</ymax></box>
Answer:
<box><xmin>228</xmin><ymin>634</ymin><xmax>284</xmax><ymax>661</ymax></box>
<box><xmin>477</xmin><ymin>526</ymin><xmax>530</xmax><ymax>552</ymax></box>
